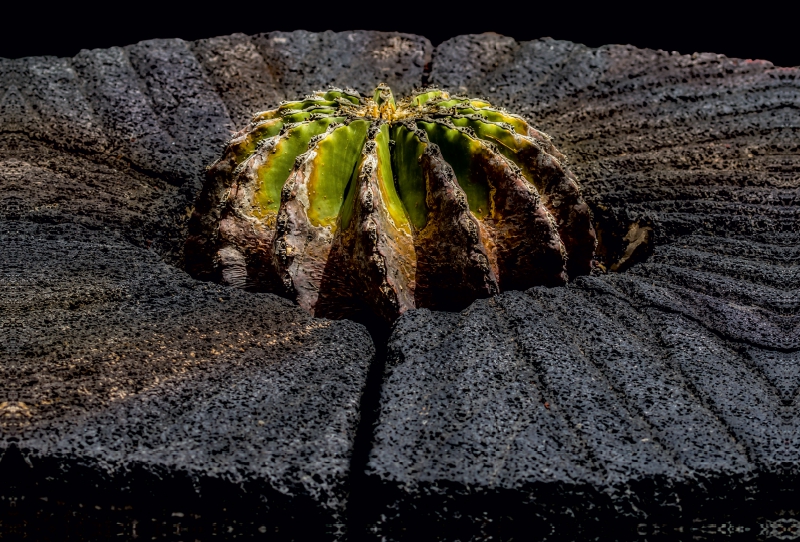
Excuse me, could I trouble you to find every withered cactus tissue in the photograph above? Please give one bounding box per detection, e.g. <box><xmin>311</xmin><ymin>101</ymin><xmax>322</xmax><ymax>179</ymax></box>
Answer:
<box><xmin>186</xmin><ymin>85</ymin><xmax>597</xmax><ymax>322</ymax></box>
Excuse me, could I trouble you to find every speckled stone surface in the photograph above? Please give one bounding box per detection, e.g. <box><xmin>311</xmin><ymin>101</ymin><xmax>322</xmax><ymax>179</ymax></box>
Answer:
<box><xmin>1</xmin><ymin>221</ymin><xmax>373</xmax><ymax>539</ymax></box>
<box><xmin>0</xmin><ymin>30</ymin><xmax>430</xmax><ymax>540</ymax></box>
<box><xmin>1</xmin><ymin>30</ymin><xmax>798</xmax><ymax>541</ymax></box>
<box><xmin>363</xmin><ymin>34</ymin><xmax>799</xmax><ymax>540</ymax></box>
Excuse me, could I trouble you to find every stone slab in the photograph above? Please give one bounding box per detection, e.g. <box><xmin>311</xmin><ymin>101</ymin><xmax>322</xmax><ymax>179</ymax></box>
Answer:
<box><xmin>1</xmin><ymin>29</ymin><xmax>798</xmax><ymax>541</ymax></box>
<box><xmin>362</xmin><ymin>33</ymin><xmax>800</xmax><ymax>540</ymax></box>
<box><xmin>365</xmin><ymin>270</ymin><xmax>795</xmax><ymax>539</ymax></box>
<box><xmin>0</xmin><ymin>221</ymin><xmax>373</xmax><ymax>539</ymax></box>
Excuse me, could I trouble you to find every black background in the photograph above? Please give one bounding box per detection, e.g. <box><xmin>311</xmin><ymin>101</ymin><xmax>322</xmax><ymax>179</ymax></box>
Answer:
<box><xmin>2</xmin><ymin>2</ymin><xmax>795</xmax><ymax>67</ymax></box>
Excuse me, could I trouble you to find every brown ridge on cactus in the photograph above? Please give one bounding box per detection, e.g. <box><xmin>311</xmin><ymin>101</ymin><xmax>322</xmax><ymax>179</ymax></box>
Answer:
<box><xmin>185</xmin><ymin>85</ymin><xmax>597</xmax><ymax>322</ymax></box>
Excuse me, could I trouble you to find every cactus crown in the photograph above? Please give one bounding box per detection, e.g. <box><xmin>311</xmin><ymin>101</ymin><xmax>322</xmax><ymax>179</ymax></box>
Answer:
<box><xmin>187</xmin><ymin>85</ymin><xmax>597</xmax><ymax>322</ymax></box>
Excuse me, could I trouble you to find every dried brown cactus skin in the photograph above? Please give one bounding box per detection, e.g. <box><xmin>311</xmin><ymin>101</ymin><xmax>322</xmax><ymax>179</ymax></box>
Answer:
<box><xmin>185</xmin><ymin>85</ymin><xmax>597</xmax><ymax>322</ymax></box>
<box><xmin>412</xmin><ymin>141</ymin><xmax>499</xmax><ymax>311</ymax></box>
<box><xmin>315</xmin><ymin>124</ymin><xmax>417</xmax><ymax>321</ymax></box>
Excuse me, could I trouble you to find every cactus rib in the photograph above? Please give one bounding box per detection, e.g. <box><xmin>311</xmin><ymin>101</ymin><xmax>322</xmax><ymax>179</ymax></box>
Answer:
<box><xmin>186</xmin><ymin>85</ymin><xmax>597</xmax><ymax>322</ymax></box>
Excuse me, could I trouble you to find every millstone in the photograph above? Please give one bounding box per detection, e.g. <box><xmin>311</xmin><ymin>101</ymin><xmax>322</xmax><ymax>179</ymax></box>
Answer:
<box><xmin>186</xmin><ymin>85</ymin><xmax>597</xmax><ymax>322</ymax></box>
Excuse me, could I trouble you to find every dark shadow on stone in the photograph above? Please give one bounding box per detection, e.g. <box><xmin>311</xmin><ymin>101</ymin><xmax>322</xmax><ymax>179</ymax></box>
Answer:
<box><xmin>589</xmin><ymin>199</ymin><xmax>655</xmax><ymax>273</ymax></box>
<box><xmin>344</xmin><ymin>316</ymin><xmax>391</xmax><ymax>542</ymax></box>
<box><xmin>0</xmin><ymin>451</ymin><xmax>336</xmax><ymax>541</ymax></box>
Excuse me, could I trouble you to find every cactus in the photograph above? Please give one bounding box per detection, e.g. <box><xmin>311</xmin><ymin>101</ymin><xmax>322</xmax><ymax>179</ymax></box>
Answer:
<box><xmin>186</xmin><ymin>85</ymin><xmax>596</xmax><ymax>322</ymax></box>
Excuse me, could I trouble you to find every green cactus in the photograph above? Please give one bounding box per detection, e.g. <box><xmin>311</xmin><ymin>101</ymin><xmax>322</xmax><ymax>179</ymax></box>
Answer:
<box><xmin>186</xmin><ymin>85</ymin><xmax>596</xmax><ymax>322</ymax></box>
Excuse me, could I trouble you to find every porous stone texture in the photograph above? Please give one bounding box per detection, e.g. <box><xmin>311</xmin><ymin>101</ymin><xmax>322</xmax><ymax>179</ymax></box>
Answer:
<box><xmin>0</xmin><ymin>29</ymin><xmax>430</xmax><ymax>540</ymax></box>
<box><xmin>193</xmin><ymin>31</ymin><xmax>432</xmax><ymax>130</ymax></box>
<box><xmin>0</xmin><ymin>30</ymin><xmax>433</xmax><ymax>263</ymax></box>
<box><xmin>1</xmin><ymin>221</ymin><xmax>373</xmax><ymax>539</ymax></box>
<box><xmin>1</xmin><ymin>29</ymin><xmax>798</xmax><ymax>541</ymax></box>
<box><xmin>363</xmin><ymin>34</ymin><xmax>799</xmax><ymax>539</ymax></box>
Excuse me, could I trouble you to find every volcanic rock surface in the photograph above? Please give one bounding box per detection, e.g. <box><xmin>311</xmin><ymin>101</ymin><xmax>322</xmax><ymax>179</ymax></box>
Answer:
<box><xmin>0</xmin><ymin>30</ymin><xmax>427</xmax><ymax>540</ymax></box>
<box><xmin>1</xmin><ymin>30</ymin><xmax>798</xmax><ymax>541</ymax></box>
<box><xmin>2</xmin><ymin>220</ymin><xmax>373</xmax><ymax>539</ymax></box>
<box><xmin>364</xmin><ymin>34</ymin><xmax>799</xmax><ymax>540</ymax></box>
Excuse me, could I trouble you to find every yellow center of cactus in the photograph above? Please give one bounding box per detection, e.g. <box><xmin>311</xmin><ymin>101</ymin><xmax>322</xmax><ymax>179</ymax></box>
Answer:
<box><xmin>343</xmin><ymin>84</ymin><xmax>452</xmax><ymax>123</ymax></box>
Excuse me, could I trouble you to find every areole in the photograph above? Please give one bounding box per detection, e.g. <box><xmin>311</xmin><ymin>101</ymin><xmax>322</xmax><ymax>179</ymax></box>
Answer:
<box><xmin>185</xmin><ymin>84</ymin><xmax>597</xmax><ymax>322</ymax></box>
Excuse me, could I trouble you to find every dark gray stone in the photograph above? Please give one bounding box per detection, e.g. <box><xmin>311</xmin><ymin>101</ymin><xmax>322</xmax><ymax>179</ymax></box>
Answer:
<box><xmin>190</xmin><ymin>33</ymin><xmax>284</xmax><ymax>130</ymax></box>
<box><xmin>0</xmin><ymin>56</ymin><xmax>107</xmax><ymax>153</ymax></box>
<box><xmin>1</xmin><ymin>28</ymin><xmax>798</xmax><ymax>541</ymax></box>
<box><xmin>72</xmin><ymin>46</ymin><xmax>189</xmax><ymax>183</ymax></box>
<box><xmin>365</xmin><ymin>270</ymin><xmax>793</xmax><ymax>539</ymax></box>
<box><xmin>192</xmin><ymin>30</ymin><xmax>434</xmax><ymax>132</ymax></box>
<box><xmin>252</xmin><ymin>30</ymin><xmax>432</xmax><ymax>99</ymax></box>
<box><xmin>1</xmin><ymin>221</ymin><xmax>373</xmax><ymax>539</ymax></box>
<box><xmin>125</xmin><ymin>38</ymin><xmax>233</xmax><ymax>189</ymax></box>
<box><xmin>0</xmin><ymin>65</ymin><xmax>41</xmax><ymax>136</ymax></box>
<box><xmin>0</xmin><ymin>136</ymin><xmax>187</xmax><ymax>262</ymax></box>
<box><xmin>362</xmin><ymin>33</ymin><xmax>800</xmax><ymax>540</ymax></box>
<box><xmin>430</xmin><ymin>34</ymin><xmax>610</xmax><ymax>111</ymax></box>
